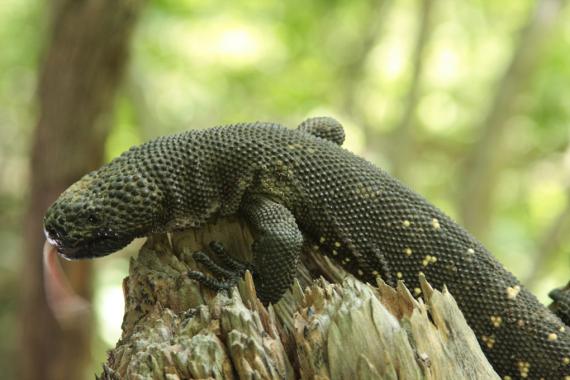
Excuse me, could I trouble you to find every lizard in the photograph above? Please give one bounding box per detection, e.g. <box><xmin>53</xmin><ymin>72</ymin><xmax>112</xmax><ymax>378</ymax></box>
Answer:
<box><xmin>43</xmin><ymin>117</ymin><xmax>570</xmax><ymax>379</ymax></box>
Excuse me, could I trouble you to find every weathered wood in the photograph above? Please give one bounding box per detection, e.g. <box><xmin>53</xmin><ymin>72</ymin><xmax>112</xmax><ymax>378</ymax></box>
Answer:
<box><xmin>101</xmin><ymin>218</ymin><xmax>499</xmax><ymax>379</ymax></box>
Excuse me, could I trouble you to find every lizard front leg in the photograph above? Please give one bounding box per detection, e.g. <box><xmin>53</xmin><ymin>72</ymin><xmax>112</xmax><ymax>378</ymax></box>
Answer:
<box><xmin>240</xmin><ymin>194</ymin><xmax>304</xmax><ymax>304</ymax></box>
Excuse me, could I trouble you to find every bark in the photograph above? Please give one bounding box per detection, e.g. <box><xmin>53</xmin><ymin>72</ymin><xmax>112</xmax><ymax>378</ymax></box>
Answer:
<box><xmin>20</xmin><ymin>1</ymin><xmax>143</xmax><ymax>379</ymax></box>
<box><xmin>100</xmin><ymin>218</ymin><xmax>499</xmax><ymax>379</ymax></box>
<box><xmin>457</xmin><ymin>0</ymin><xmax>565</xmax><ymax>238</ymax></box>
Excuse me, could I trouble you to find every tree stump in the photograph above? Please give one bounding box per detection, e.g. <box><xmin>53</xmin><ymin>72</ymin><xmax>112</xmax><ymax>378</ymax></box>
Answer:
<box><xmin>99</xmin><ymin>218</ymin><xmax>499</xmax><ymax>379</ymax></box>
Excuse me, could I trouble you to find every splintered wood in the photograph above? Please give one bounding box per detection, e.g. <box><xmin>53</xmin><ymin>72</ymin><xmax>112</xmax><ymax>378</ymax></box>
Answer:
<box><xmin>100</xmin><ymin>218</ymin><xmax>499</xmax><ymax>380</ymax></box>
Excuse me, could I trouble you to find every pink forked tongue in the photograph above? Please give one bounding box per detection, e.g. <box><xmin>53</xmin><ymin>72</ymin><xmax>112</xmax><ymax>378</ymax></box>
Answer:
<box><xmin>43</xmin><ymin>240</ymin><xmax>90</xmax><ymax>325</ymax></box>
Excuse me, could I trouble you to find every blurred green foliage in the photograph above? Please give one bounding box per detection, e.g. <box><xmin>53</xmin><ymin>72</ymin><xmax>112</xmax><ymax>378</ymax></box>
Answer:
<box><xmin>1</xmin><ymin>0</ymin><xmax>569</xmax><ymax>377</ymax></box>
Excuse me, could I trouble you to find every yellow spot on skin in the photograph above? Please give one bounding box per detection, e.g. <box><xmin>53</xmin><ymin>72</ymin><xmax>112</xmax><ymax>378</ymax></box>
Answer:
<box><xmin>319</xmin><ymin>236</ymin><xmax>326</xmax><ymax>243</ymax></box>
<box><xmin>422</xmin><ymin>255</ymin><xmax>437</xmax><ymax>267</ymax></box>
<box><xmin>563</xmin><ymin>357</ymin><xmax>570</xmax><ymax>365</ymax></box>
<box><xmin>396</xmin><ymin>272</ymin><xmax>403</xmax><ymax>279</ymax></box>
<box><xmin>403</xmin><ymin>220</ymin><xmax>411</xmax><ymax>227</ymax></box>
<box><xmin>344</xmin><ymin>257</ymin><xmax>351</xmax><ymax>263</ymax></box>
<box><xmin>481</xmin><ymin>335</ymin><xmax>495</xmax><ymax>349</ymax></box>
<box><xmin>334</xmin><ymin>241</ymin><xmax>341</xmax><ymax>248</ymax></box>
<box><xmin>506</xmin><ymin>285</ymin><xmax>521</xmax><ymax>300</ymax></box>
<box><xmin>490</xmin><ymin>315</ymin><xmax>502</xmax><ymax>328</ymax></box>
<box><xmin>431</xmin><ymin>218</ymin><xmax>441</xmax><ymax>230</ymax></box>
<box><xmin>404</xmin><ymin>247</ymin><xmax>413</xmax><ymax>256</ymax></box>
<box><xmin>548</xmin><ymin>333</ymin><xmax>558</xmax><ymax>341</ymax></box>
<box><xmin>560</xmin><ymin>326</ymin><xmax>566</xmax><ymax>332</ymax></box>
<box><xmin>467</xmin><ymin>248</ymin><xmax>475</xmax><ymax>255</ymax></box>
<box><xmin>357</xmin><ymin>269</ymin><xmax>364</xmax><ymax>276</ymax></box>
<box><xmin>414</xmin><ymin>288</ymin><xmax>421</xmax><ymax>296</ymax></box>
<box><xmin>332</xmin><ymin>250</ymin><xmax>338</xmax><ymax>256</ymax></box>
<box><xmin>503</xmin><ymin>376</ymin><xmax>512</xmax><ymax>380</ymax></box>
<box><xmin>517</xmin><ymin>360</ymin><xmax>530</xmax><ymax>378</ymax></box>
<box><xmin>372</xmin><ymin>270</ymin><xmax>379</xmax><ymax>276</ymax></box>
<box><xmin>517</xmin><ymin>319</ymin><xmax>525</xmax><ymax>328</ymax></box>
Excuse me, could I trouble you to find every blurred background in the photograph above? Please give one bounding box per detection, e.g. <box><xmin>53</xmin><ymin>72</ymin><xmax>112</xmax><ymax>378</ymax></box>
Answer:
<box><xmin>1</xmin><ymin>0</ymin><xmax>569</xmax><ymax>378</ymax></box>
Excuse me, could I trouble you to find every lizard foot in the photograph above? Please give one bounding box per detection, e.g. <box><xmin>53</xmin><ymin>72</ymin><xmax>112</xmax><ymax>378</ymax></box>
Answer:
<box><xmin>549</xmin><ymin>281</ymin><xmax>570</xmax><ymax>326</ymax></box>
<box><xmin>187</xmin><ymin>241</ymin><xmax>254</xmax><ymax>292</ymax></box>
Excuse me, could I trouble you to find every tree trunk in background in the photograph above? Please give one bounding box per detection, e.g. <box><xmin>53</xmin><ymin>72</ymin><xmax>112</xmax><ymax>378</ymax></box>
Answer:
<box><xmin>20</xmin><ymin>1</ymin><xmax>143</xmax><ymax>379</ymax></box>
<box><xmin>338</xmin><ymin>0</ymin><xmax>390</xmax><ymax>153</ymax></box>
<box><xmin>389</xmin><ymin>0</ymin><xmax>435</xmax><ymax>182</ymax></box>
<box><xmin>524</xmin><ymin>188</ymin><xmax>570</xmax><ymax>287</ymax></box>
<box><xmin>457</xmin><ymin>0</ymin><xmax>564</xmax><ymax>239</ymax></box>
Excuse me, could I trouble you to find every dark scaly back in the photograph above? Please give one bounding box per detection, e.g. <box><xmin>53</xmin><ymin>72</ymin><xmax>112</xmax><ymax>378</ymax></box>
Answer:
<box><xmin>198</xmin><ymin>123</ymin><xmax>570</xmax><ymax>379</ymax></box>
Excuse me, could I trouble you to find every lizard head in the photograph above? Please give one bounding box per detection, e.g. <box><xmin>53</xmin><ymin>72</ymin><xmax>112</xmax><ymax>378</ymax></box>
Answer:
<box><xmin>44</xmin><ymin>156</ymin><xmax>166</xmax><ymax>260</ymax></box>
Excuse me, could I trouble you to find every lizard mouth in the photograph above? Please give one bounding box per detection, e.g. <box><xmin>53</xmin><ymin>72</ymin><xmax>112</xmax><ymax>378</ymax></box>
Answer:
<box><xmin>56</xmin><ymin>244</ymin><xmax>109</xmax><ymax>260</ymax></box>
<box><xmin>44</xmin><ymin>227</ymin><xmax>132</xmax><ymax>260</ymax></box>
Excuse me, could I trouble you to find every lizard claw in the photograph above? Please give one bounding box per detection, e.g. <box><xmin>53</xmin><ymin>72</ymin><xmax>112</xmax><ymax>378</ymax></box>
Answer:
<box><xmin>187</xmin><ymin>241</ymin><xmax>253</xmax><ymax>293</ymax></box>
<box><xmin>186</xmin><ymin>270</ymin><xmax>239</xmax><ymax>290</ymax></box>
<box><xmin>209</xmin><ymin>241</ymin><xmax>254</xmax><ymax>273</ymax></box>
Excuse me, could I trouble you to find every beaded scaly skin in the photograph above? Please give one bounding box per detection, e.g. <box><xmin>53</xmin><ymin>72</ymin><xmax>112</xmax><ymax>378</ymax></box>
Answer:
<box><xmin>44</xmin><ymin>118</ymin><xmax>570</xmax><ymax>379</ymax></box>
